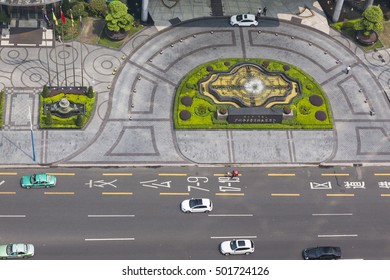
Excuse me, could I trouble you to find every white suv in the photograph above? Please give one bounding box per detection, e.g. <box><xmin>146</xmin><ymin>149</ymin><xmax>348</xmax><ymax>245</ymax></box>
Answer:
<box><xmin>230</xmin><ymin>14</ymin><xmax>258</xmax><ymax>27</ymax></box>
<box><xmin>181</xmin><ymin>198</ymin><xmax>213</xmax><ymax>213</ymax></box>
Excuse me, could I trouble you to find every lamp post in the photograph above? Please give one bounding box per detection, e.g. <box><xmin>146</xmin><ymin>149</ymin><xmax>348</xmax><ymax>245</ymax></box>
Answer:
<box><xmin>28</xmin><ymin>106</ymin><xmax>36</xmax><ymax>162</ymax></box>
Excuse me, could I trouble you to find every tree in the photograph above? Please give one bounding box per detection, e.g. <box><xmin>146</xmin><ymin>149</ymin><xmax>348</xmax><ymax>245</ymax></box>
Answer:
<box><xmin>354</xmin><ymin>5</ymin><xmax>384</xmax><ymax>35</ymax></box>
<box><xmin>85</xmin><ymin>86</ymin><xmax>94</xmax><ymax>98</ymax></box>
<box><xmin>105</xmin><ymin>1</ymin><xmax>134</xmax><ymax>32</ymax></box>
<box><xmin>75</xmin><ymin>113</ymin><xmax>83</xmax><ymax>127</ymax></box>
<box><xmin>45</xmin><ymin>111</ymin><xmax>52</xmax><ymax>126</ymax></box>
<box><xmin>88</xmin><ymin>0</ymin><xmax>107</xmax><ymax>17</ymax></box>
<box><xmin>41</xmin><ymin>84</ymin><xmax>49</xmax><ymax>98</ymax></box>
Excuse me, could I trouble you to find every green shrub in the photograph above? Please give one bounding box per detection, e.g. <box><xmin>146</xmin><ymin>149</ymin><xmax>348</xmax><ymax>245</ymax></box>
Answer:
<box><xmin>45</xmin><ymin>111</ymin><xmax>53</xmax><ymax>125</ymax></box>
<box><xmin>75</xmin><ymin>114</ymin><xmax>83</xmax><ymax>127</ymax></box>
<box><xmin>299</xmin><ymin>104</ymin><xmax>311</xmax><ymax>115</ymax></box>
<box><xmin>354</xmin><ymin>5</ymin><xmax>384</xmax><ymax>34</ymax></box>
<box><xmin>41</xmin><ymin>85</ymin><xmax>49</xmax><ymax>98</ymax></box>
<box><xmin>85</xmin><ymin>86</ymin><xmax>94</xmax><ymax>98</ymax></box>
<box><xmin>88</xmin><ymin>0</ymin><xmax>107</xmax><ymax>17</ymax></box>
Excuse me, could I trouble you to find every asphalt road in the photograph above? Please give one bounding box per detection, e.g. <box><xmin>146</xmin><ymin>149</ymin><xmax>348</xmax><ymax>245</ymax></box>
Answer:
<box><xmin>0</xmin><ymin>166</ymin><xmax>389</xmax><ymax>260</ymax></box>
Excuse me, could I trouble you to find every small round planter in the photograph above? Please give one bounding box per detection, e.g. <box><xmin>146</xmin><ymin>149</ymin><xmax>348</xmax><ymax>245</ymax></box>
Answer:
<box><xmin>355</xmin><ymin>30</ymin><xmax>378</xmax><ymax>46</ymax></box>
<box><xmin>104</xmin><ymin>26</ymin><xmax>128</xmax><ymax>41</ymax></box>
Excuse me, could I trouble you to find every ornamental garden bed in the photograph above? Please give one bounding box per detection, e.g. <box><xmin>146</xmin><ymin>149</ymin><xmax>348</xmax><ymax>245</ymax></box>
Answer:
<box><xmin>39</xmin><ymin>86</ymin><xmax>96</xmax><ymax>129</ymax></box>
<box><xmin>174</xmin><ymin>58</ymin><xmax>333</xmax><ymax>130</ymax></box>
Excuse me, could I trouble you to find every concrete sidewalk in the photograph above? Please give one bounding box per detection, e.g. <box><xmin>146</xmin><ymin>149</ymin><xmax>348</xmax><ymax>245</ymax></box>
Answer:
<box><xmin>0</xmin><ymin>1</ymin><xmax>389</xmax><ymax>167</ymax></box>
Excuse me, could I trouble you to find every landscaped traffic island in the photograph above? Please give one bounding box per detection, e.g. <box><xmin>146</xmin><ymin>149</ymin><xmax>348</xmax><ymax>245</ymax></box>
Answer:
<box><xmin>174</xmin><ymin>59</ymin><xmax>333</xmax><ymax>129</ymax></box>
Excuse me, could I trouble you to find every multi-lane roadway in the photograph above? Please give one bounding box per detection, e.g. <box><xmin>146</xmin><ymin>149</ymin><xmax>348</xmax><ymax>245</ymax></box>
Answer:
<box><xmin>0</xmin><ymin>166</ymin><xmax>389</xmax><ymax>259</ymax></box>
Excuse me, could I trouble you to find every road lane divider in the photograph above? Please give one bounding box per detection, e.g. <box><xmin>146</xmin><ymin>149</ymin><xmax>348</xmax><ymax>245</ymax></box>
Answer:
<box><xmin>271</xmin><ymin>193</ymin><xmax>300</xmax><ymax>197</ymax></box>
<box><xmin>380</xmin><ymin>194</ymin><xmax>390</xmax><ymax>197</ymax></box>
<box><xmin>101</xmin><ymin>192</ymin><xmax>133</xmax><ymax>195</ymax></box>
<box><xmin>47</xmin><ymin>173</ymin><xmax>75</xmax><ymax>176</ymax></box>
<box><xmin>326</xmin><ymin>194</ymin><xmax>354</xmax><ymax>197</ymax></box>
<box><xmin>160</xmin><ymin>192</ymin><xmax>189</xmax><ymax>196</ymax></box>
<box><xmin>318</xmin><ymin>234</ymin><xmax>358</xmax><ymax>238</ymax></box>
<box><xmin>102</xmin><ymin>173</ymin><xmax>133</xmax><ymax>176</ymax></box>
<box><xmin>208</xmin><ymin>214</ymin><xmax>253</xmax><ymax>217</ymax></box>
<box><xmin>88</xmin><ymin>215</ymin><xmax>135</xmax><ymax>218</ymax></box>
<box><xmin>312</xmin><ymin>213</ymin><xmax>353</xmax><ymax>216</ymax></box>
<box><xmin>85</xmin><ymin>238</ymin><xmax>135</xmax><ymax>241</ymax></box>
<box><xmin>44</xmin><ymin>192</ymin><xmax>75</xmax><ymax>195</ymax></box>
<box><xmin>213</xmin><ymin>174</ymin><xmax>242</xmax><ymax>177</ymax></box>
<box><xmin>0</xmin><ymin>172</ymin><xmax>17</xmax><ymax>175</ymax></box>
<box><xmin>321</xmin><ymin>173</ymin><xmax>349</xmax><ymax>176</ymax></box>
<box><xmin>215</xmin><ymin>193</ymin><xmax>244</xmax><ymax>196</ymax></box>
<box><xmin>0</xmin><ymin>215</ymin><xmax>26</xmax><ymax>218</ymax></box>
<box><xmin>211</xmin><ymin>236</ymin><xmax>257</xmax><ymax>239</ymax></box>
<box><xmin>158</xmin><ymin>173</ymin><xmax>187</xmax><ymax>176</ymax></box>
<box><xmin>0</xmin><ymin>192</ymin><xmax>16</xmax><ymax>195</ymax></box>
<box><xmin>374</xmin><ymin>173</ymin><xmax>390</xmax><ymax>176</ymax></box>
<box><xmin>267</xmin><ymin>173</ymin><xmax>296</xmax><ymax>177</ymax></box>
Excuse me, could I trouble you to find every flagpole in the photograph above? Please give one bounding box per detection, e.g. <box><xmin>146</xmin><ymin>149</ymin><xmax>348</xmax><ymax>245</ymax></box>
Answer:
<box><xmin>80</xmin><ymin>15</ymin><xmax>84</xmax><ymax>87</ymax></box>
<box><xmin>53</xmin><ymin>9</ymin><xmax>59</xmax><ymax>86</ymax></box>
<box><xmin>70</xmin><ymin>10</ymin><xmax>75</xmax><ymax>86</ymax></box>
<box><xmin>43</xmin><ymin>4</ymin><xmax>51</xmax><ymax>87</ymax></box>
<box><xmin>61</xmin><ymin>9</ymin><xmax>67</xmax><ymax>87</ymax></box>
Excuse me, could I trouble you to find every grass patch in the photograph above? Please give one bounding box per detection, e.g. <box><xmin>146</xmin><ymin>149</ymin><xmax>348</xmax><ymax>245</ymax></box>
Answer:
<box><xmin>40</xmin><ymin>92</ymin><xmax>95</xmax><ymax>129</ymax></box>
<box><xmin>98</xmin><ymin>24</ymin><xmax>143</xmax><ymax>48</ymax></box>
<box><xmin>331</xmin><ymin>20</ymin><xmax>385</xmax><ymax>51</ymax></box>
<box><xmin>174</xmin><ymin>58</ymin><xmax>333</xmax><ymax>130</ymax></box>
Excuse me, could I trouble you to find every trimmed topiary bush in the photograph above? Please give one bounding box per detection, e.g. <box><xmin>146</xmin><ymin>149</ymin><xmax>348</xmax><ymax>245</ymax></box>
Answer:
<box><xmin>41</xmin><ymin>85</ymin><xmax>49</xmax><ymax>98</ymax></box>
<box><xmin>354</xmin><ymin>5</ymin><xmax>384</xmax><ymax>35</ymax></box>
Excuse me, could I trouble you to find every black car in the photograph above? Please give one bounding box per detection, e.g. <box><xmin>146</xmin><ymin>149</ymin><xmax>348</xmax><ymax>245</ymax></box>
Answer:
<box><xmin>302</xmin><ymin>246</ymin><xmax>342</xmax><ymax>260</ymax></box>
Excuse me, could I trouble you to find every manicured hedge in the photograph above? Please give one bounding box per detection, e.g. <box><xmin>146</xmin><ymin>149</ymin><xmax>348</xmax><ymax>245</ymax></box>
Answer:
<box><xmin>174</xmin><ymin>58</ymin><xmax>333</xmax><ymax>129</ymax></box>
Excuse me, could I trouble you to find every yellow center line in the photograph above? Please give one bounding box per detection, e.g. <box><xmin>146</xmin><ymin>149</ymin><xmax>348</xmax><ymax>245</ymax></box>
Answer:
<box><xmin>0</xmin><ymin>192</ymin><xmax>16</xmax><ymax>195</ymax></box>
<box><xmin>215</xmin><ymin>193</ymin><xmax>245</xmax><ymax>196</ymax></box>
<box><xmin>102</xmin><ymin>192</ymin><xmax>133</xmax><ymax>195</ymax></box>
<box><xmin>102</xmin><ymin>173</ymin><xmax>133</xmax><ymax>176</ymax></box>
<box><xmin>268</xmin><ymin>173</ymin><xmax>296</xmax><ymax>177</ymax></box>
<box><xmin>44</xmin><ymin>192</ymin><xmax>75</xmax><ymax>195</ymax></box>
<box><xmin>271</xmin><ymin>193</ymin><xmax>300</xmax><ymax>197</ymax></box>
<box><xmin>326</xmin><ymin>194</ymin><xmax>355</xmax><ymax>197</ymax></box>
<box><xmin>158</xmin><ymin>173</ymin><xmax>187</xmax><ymax>177</ymax></box>
<box><xmin>160</xmin><ymin>192</ymin><xmax>189</xmax><ymax>196</ymax></box>
<box><xmin>381</xmin><ymin>194</ymin><xmax>390</xmax><ymax>197</ymax></box>
<box><xmin>321</xmin><ymin>173</ymin><xmax>350</xmax><ymax>176</ymax></box>
<box><xmin>0</xmin><ymin>172</ymin><xmax>17</xmax><ymax>175</ymax></box>
<box><xmin>375</xmin><ymin>173</ymin><xmax>390</xmax><ymax>176</ymax></box>
<box><xmin>47</xmin><ymin>173</ymin><xmax>75</xmax><ymax>176</ymax></box>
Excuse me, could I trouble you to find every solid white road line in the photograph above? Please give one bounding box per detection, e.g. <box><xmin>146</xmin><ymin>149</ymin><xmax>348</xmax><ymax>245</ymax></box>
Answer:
<box><xmin>211</xmin><ymin>236</ymin><xmax>257</xmax><ymax>239</ymax></box>
<box><xmin>0</xmin><ymin>215</ymin><xmax>26</xmax><ymax>218</ymax></box>
<box><xmin>208</xmin><ymin>214</ymin><xmax>253</xmax><ymax>217</ymax></box>
<box><xmin>85</xmin><ymin>238</ymin><xmax>135</xmax><ymax>241</ymax></box>
<box><xmin>88</xmin><ymin>215</ymin><xmax>135</xmax><ymax>218</ymax></box>
<box><xmin>312</xmin><ymin>213</ymin><xmax>353</xmax><ymax>216</ymax></box>
<box><xmin>318</xmin><ymin>234</ymin><xmax>358</xmax><ymax>237</ymax></box>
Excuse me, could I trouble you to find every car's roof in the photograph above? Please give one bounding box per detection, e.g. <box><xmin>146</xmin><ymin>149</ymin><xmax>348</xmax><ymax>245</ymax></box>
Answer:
<box><xmin>241</xmin><ymin>14</ymin><xmax>256</xmax><ymax>20</ymax></box>
<box><xmin>308</xmin><ymin>246</ymin><xmax>341</xmax><ymax>255</ymax></box>
<box><xmin>34</xmin><ymin>173</ymin><xmax>48</xmax><ymax>181</ymax></box>
<box><xmin>235</xmin><ymin>239</ymin><xmax>252</xmax><ymax>248</ymax></box>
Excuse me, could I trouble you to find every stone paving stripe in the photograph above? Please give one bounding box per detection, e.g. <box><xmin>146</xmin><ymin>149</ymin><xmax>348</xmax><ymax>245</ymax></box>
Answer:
<box><xmin>326</xmin><ymin>194</ymin><xmax>354</xmax><ymax>197</ymax></box>
<box><xmin>101</xmin><ymin>192</ymin><xmax>133</xmax><ymax>195</ymax></box>
<box><xmin>160</xmin><ymin>192</ymin><xmax>189</xmax><ymax>196</ymax></box>
<box><xmin>102</xmin><ymin>173</ymin><xmax>133</xmax><ymax>176</ymax></box>
<box><xmin>271</xmin><ymin>193</ymin><xmax>300</xmax><ymax>197</ymax></box>
<box><xmin>375</xmin><ymin>173</ymin><xmax>390</xmax><ymax>176</ymax></box>
<box><xmin>0</xmin><ymin>172</ymin><xmax>17</xmax><ymax>175</ymax></box>
<box><xmin>47</xmin><ymin>173</ymin><xmax>75</xmax><ymax>176</ymax></box>
<box><xmin>158</xmin><ymin>173</ymin><xmax>187</xmax><ymax>176</ymax></box>
<box><xmin>321</xmin><ymin>173</ymin><xmax>350</xmax><ymax>176</ymax></box>
<box><xmin>44</xmin><ymin>192</ymin><xmax>75</xmax><ymax>195</ymax></box>
<box><xmin>0</xmin><ymin>192</ymin><xmax>16</xmax><ymax>195</ymax></box>
<box><xmin>268</xmin><ymin>173</ymin><xmax>296</xmax><ymax>177</ymax></box>
<box><xmin>215</xmin><ymin>193</ymin><xmax>244</xmax><ymax>196</ymax></box>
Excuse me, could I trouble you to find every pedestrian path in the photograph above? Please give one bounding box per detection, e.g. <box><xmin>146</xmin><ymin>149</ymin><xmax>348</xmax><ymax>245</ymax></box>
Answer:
<box><xmin>149</xmin><ymin>0</ymin><xmax>330</xmax><ymax>34</ymax></box>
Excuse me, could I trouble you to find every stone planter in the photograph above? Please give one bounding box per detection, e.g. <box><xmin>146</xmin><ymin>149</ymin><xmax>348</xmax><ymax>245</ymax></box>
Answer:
<box><xmin>216</xmin><ymin>108</ymin><xmax>228</xmax><ymax>120</ymax></box>
<box><xmin>355</xmin><ymin>30</ymin><xmax>378</xmax><ymax>46</ymax></box>
<box><xmin>283</xmin><ymin>110</ymin><xmax>294</xmax><ymax>120</ymax></box>
<box><xmin>104</xmin><ymin>26</ymin><xmax>128</xmax><ymax>41</ymax></box>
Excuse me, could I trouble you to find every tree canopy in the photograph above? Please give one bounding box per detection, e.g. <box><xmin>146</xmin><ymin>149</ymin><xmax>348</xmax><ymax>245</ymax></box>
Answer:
<box><xmin>105</xmin><ymin>1</ymin><xmax>134</xmax><ymax>32</ymax></box>
<box><xmin>354</xmin><ymin>5</ymin><xmax>384</xmax><ymax>34</ymax></box>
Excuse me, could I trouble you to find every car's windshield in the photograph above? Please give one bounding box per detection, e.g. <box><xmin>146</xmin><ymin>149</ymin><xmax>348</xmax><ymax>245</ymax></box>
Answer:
<box><xmin>230</xmin><ymin>241</ymin><xmax>238</xmax><ymax>250</ymax></box>
<box><xmin>6</xmin><ymin>244</ymin><xmax>13</xmax><ymax>255</ymax></box>
<box><xmin>189</xmin><ymin>199</ymin><xmax>201</xmax><ymax>208</ymax></box>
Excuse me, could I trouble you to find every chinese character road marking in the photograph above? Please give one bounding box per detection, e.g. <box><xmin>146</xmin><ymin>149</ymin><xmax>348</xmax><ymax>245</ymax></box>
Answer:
<box><xmin>140</xmin><ymin>179</ymin><xmax>171</xmax><ymax>189</ymax></box>
<box><xmin>0</xmin><ymin>180</ymin><xmax>4</xmax><ymax>186</ymax></box>
<box><xmin>310</xmin><ymin>181</ymin><xmax>332</xmax><ymax>189</ymax></box>
<box><xmin>344</xmin><ymin>181</ymin><xmax>365</xmax><ymax>189</ymax></box>
<box><xmin>378</xmin><ymin>182</ymin><xmax>390</xmax><ymax>189</ymax></box>
<box><xmin>86</xmin><ymin>179</ymin><xmax>118</xmax><ymax>188</ymax></box>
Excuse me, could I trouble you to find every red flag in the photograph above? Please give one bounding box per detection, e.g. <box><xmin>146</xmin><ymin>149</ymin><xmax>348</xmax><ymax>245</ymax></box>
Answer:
<box><xmin>60</xmin><ymin>10</ymin><xmax>66</xmax><ymax>24</ymax></box>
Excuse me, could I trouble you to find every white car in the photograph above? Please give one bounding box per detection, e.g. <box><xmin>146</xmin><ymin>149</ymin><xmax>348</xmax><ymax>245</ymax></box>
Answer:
<box><xmin>181</xmin><ymin>198</ymin><xmax>213</xmax><ymax>213</ymax></box>
<box><xmin>0</xmin><ymin>243</ymin><xmax>34</xmax><ymax>259</ymax></box>
<box><xmin>219</xmin><ymin>239</ymin><xmax>255</xmax><ymax>255</ymax></box>
<box><xmin>230</xmin><ymin>14</ymin><xmax>258</xmax><ymax>27</ymax></box>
